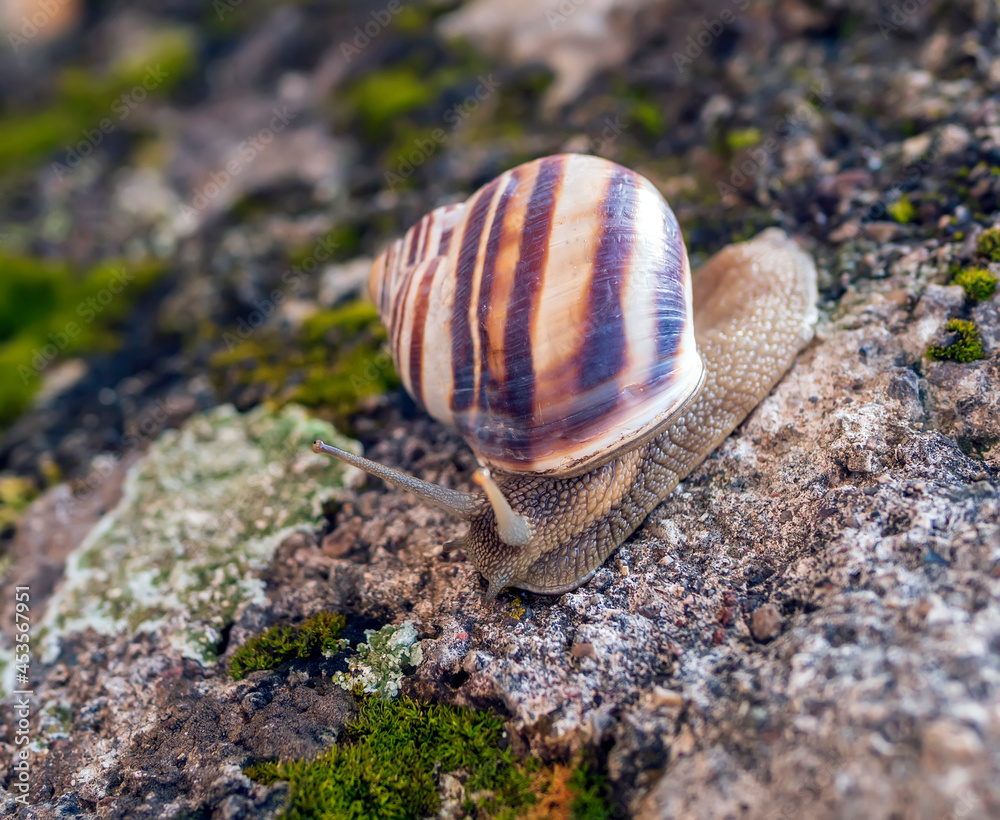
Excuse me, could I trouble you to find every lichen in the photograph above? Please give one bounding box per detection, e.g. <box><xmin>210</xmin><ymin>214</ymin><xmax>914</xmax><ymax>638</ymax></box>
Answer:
<box><xmin>36</xmin><ymin>404</ymin><xmax>360</xmax><ymax>666</ymax></box>
<box><xmin>977</xmin><ymin>227</ymin><xmax>1000</xmax><ymax>262</ymax></box>
<box><xmin>952</xmin><ymin>267</ymin><xmax>998</xmax><ymax>302</ymax></box>
<box><xmin>927</xmin><ymin>319</ymin><xmax>985</xmax><ymax>363</ymax></box>
<box><xmin>332</xmin><ymin>622</ymin><xmax>423</xmax><ymax>700</ymax></box>
<box><xmin>229</xmin><ymin>611</ymin><xmax>348</xmax><ymax>680</ymax></box>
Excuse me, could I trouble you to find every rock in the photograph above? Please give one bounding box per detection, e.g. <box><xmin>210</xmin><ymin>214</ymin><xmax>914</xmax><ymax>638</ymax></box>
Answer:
<box><xmin>3</xmin><ymin>1</ymin><xmax>1000</xmax><ymax>817</ymax></box>
<box><xmin>749</xmin><ymin>603</ymin><xmax>782</xmax><ymax>642</ymax></box>
<box><xmin>438</xmin><ymin>0</ymin><xmax>662</xmax><ymax>113</ymax></box>
<box><xmin>10</xmin><ymin>404</ymin><xmax>359</xmax><ymax>672</ymax></box>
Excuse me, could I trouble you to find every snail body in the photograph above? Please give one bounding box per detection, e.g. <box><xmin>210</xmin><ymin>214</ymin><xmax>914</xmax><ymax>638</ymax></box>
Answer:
<box><xmin>314</xmin><ymin>154</ymin><xmax>818</xmax><ymax>602</ymax></box>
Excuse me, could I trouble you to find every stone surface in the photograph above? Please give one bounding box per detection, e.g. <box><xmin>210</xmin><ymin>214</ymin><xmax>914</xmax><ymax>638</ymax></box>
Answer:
<box><xmin>2</xmin><ymin>0</ymin><xmax>1000</xmax><ymax>817</ymax></box>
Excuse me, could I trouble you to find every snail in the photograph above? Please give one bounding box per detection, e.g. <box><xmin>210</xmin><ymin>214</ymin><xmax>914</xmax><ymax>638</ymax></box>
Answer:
<box><xmin>313</xmin><ymin>154</ymin><xmax>818</xmax><ymax>602</ymax></box>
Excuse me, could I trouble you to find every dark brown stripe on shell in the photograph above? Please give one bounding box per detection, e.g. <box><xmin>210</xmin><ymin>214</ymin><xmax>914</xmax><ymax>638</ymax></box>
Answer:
<box><xmin>652</xmin><ymin>204</ymin><xmax>688</xmax><ymax>382</ymax></box>
<box><xmin>389</xmin><ymin>258</ymin><xmax>421</xmax><ymax>374</ymax></box>
<box><xmin>408</xmin><ymin>257</ymin><xmax>440</xmax><ymax>408</ymax></box>
<box><xmin>438</xmin><ymin>226</ymin><xmax>453</xmax><ymax>256</ymax></box>
<box><xmin>477</xmin><ymin>170</ymin><xmax>521</xmax><ymax>412</ymax></box>
<box><xmin>406</xmin><ymin>220</ymin><xmax>423</xmax><ymax>266</ymax></box>
<box><xmin>578</xmin><ymin>167</ymin><xmax>635</xmax><ymax>393</ymax></box>
<box><xmin>451</xmin><ymin>176</ymin><xmax>502</xmax><ymax>412</ymax></box>
<box><xmin>498</xmin><ymin>155</ymin><xmax>565</xmax><ymax>457</ymax></box>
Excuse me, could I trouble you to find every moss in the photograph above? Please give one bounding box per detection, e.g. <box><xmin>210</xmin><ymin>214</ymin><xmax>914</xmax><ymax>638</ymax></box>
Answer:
<box><xmin>952</xmin><ymin>267</ymin><xmax>998</xmax><ymax>301</ymax></box>
<box><xmin>725</xmin><ymin>127</ymin><xmax>763</xmax><ymax>153</ymax></box>
<box><xmin>887</xmin><ymin>195</ymin><xmax>916</xmax><ymax>224</ymax></box>
<box><xmin>977</xmin><ymin>227</ymin><xmax>1000</xmax><ymax>262</ymax></box>
<box><xmin>927</xmin><ymin>319</ymin><xmax>985</xmax><ymax>362</ymax></box>
<box><xmin>246</xmin><ymin>693</ymin><xmax>615</xmax><ymax>820</ymax></box>
<box><xmin>210</xmin><ymin>300</ymin><xmax>400</xmax><ymax>430</ymax></box>
<box><xmin>288</xmin><ymin>224</ymin><xmax>361</xmax><ymax>267</ymax></box>
<box><xmin>343</xmin><ymin>67</ymin><xmax>436</xmax><ymax>141</ymax></box>
<box><xmin>0</xmin><ymin>27</ymin><xmax>196</xmax><ymax>176</ymax></box>
<box><xmin>569</xmin><ymin>762</ymin><xmax>614</xmax><ymax>820</ymax></box>
<box><xmin>245</xmin><ymin>696</ymin><xmax>522</xmax><ymax>819</ymax></box>
<box><xmin>0</xmin><ymin>254</ymin><xmax>167</xmax><ymax>430</ymax></box>
<box><xmin>230</xmin><ymin>611</ymin><xmax>347</xmax><ymax>680</ymax></box>
<box><xmin>0</xmin><ymin>475</ymin><xmax>38</xmax><ymax>538</ymax></box>
<box><xmin>630</xmin><ymin>99</ymin><xmax>664</xmax><ymax>139</ymax></box>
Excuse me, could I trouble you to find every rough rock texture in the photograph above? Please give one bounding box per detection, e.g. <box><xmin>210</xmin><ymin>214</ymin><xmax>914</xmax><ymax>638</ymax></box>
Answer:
<box><xmin>2</xmin><ymin>0</ymin><xmax>1000</xmax><ymax>817</ymax></box>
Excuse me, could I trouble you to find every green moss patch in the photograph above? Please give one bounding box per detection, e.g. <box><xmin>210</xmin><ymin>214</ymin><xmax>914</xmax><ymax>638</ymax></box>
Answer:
<box><xmin>245</xmin><ymin>696</ymin><xmax>612</xmax><ymax>820</ymax></box>
<box><xmin>952</xmin><ymin>267</ymin><xmax>998</xmax><ymax>302</ymax></box>
<box><xmin>927</xmin><ymin>319</ymin><xmax>985</xmax><ymax>363</ymax></box>
<box><xmin>725</xmin><ymin>127</ymin><xmax>763</xmax><ymax>153</ymax></box>
<box><xmin>230</xmin><ymin>612</ymin><xmax>347</xmax><ymax>680</ymax></box>
<box><xmin>887</xmin><ymin>195</ymin><xmax>916</xmax><ymax>225</ymax></box>
<box><xmin>977</xmin><ymin>227</ymin><xmax>1000</xmax><ymax>262</ymax></box>
<box><xmin>0</xmin><ymin>27</ymin><xmax>196</xmax><ymax>176</ymax></box>
<box><xmin>0</xmin><ymin>254</ymin><xmax>167</xmax><ymax>430</ymax></box>
<box><xmin>210</xmin><ymin>300</ymin><xmax>400</xmax><ymax>430</ymax></box>
<box><xmin>0</xmin><ymin>474</ymin><xmax>38</xmax><ymax>538</ymax></box>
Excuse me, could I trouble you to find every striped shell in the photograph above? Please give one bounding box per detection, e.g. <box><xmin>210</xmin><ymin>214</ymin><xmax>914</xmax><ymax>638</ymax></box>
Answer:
<box><xmin>369</xmin><ymin>154</ymin><xmax>704</xmax><ymax>476</ymax></box>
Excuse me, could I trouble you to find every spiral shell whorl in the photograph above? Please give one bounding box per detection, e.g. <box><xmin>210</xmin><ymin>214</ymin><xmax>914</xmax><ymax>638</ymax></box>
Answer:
<box><xmin>370</xmin><ymin>154</ymin><xmax>703</xmax><ymax>476</ymax></box>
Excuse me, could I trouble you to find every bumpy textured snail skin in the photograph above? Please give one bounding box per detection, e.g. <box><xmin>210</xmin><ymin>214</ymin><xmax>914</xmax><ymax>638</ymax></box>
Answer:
<box><xmin>463</xmin><ymin>228</ymin><xmax>817</xmax><ymax>600</ymax></box>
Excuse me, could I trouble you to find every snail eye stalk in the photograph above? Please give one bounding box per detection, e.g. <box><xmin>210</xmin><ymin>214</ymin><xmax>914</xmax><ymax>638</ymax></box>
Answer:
<box><xmin>312</xmin><ymin>440</ymin><xmax>480</xmax><ymax>520</ymax></box>
<box><xmin>472</xmin><ymin>468</ymin><xmax>533</xmax><ymax>547</ymax></box>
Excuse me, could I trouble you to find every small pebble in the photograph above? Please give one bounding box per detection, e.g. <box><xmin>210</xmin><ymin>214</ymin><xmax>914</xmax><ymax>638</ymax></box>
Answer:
<box><xmin>750</xmin><ymin>603</ymin><xmax>783</xmax><ymax>642</ymax></box>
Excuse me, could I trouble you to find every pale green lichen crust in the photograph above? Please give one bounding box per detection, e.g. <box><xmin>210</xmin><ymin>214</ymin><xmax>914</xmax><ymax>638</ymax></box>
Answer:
<box><xmin>38</xmin><ymin>404</ymin><xmax>360</xmax><ymax>666</ymax></box>
<box><xmin>332</xmin><ymin>621</ymin><xmax>423</xmax><ymax>699</ymax></box>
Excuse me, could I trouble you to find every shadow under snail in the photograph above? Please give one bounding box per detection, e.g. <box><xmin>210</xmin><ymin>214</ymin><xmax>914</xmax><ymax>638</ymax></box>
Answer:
<box><xmin>313</xmin><ymin>154</ymin><xmax>818</xmax><ymax>602</ymax></box>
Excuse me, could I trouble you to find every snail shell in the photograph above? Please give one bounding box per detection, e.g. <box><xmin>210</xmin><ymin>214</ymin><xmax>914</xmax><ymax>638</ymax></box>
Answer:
<box><xmin>369</xmin><ymin>154</ymin><xmax>704</xmax><ymax>476</ymax></box>
<box><xmin>313</xmin><ymin>154</ymin><xmax>818</xmax><ymax>602</ymax></box>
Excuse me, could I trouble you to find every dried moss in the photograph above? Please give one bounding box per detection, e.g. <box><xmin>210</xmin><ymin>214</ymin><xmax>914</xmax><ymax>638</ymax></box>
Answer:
<box><xmin>927</xmin><ymin>319</ymin><xmax>985</xmax><ymax>363</ymax></box>
<box><xmin>245</xmin><ymin>695</ymin><xmax>613</xmax><ymax>820</ymax></box>
<box><xmin>230</xmin><ymin>612</ymin><xmax>347</xmax><ymax>680</ymax></box>
<box><xmin>952</xmin><ymin>267</ymin><xmax>998</xmax><ymax>302</ymax></box>
<box><xmin>977</xmin><ymin>227</ymin><xmax>1000</xmax><ymax>263</ymax></box>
